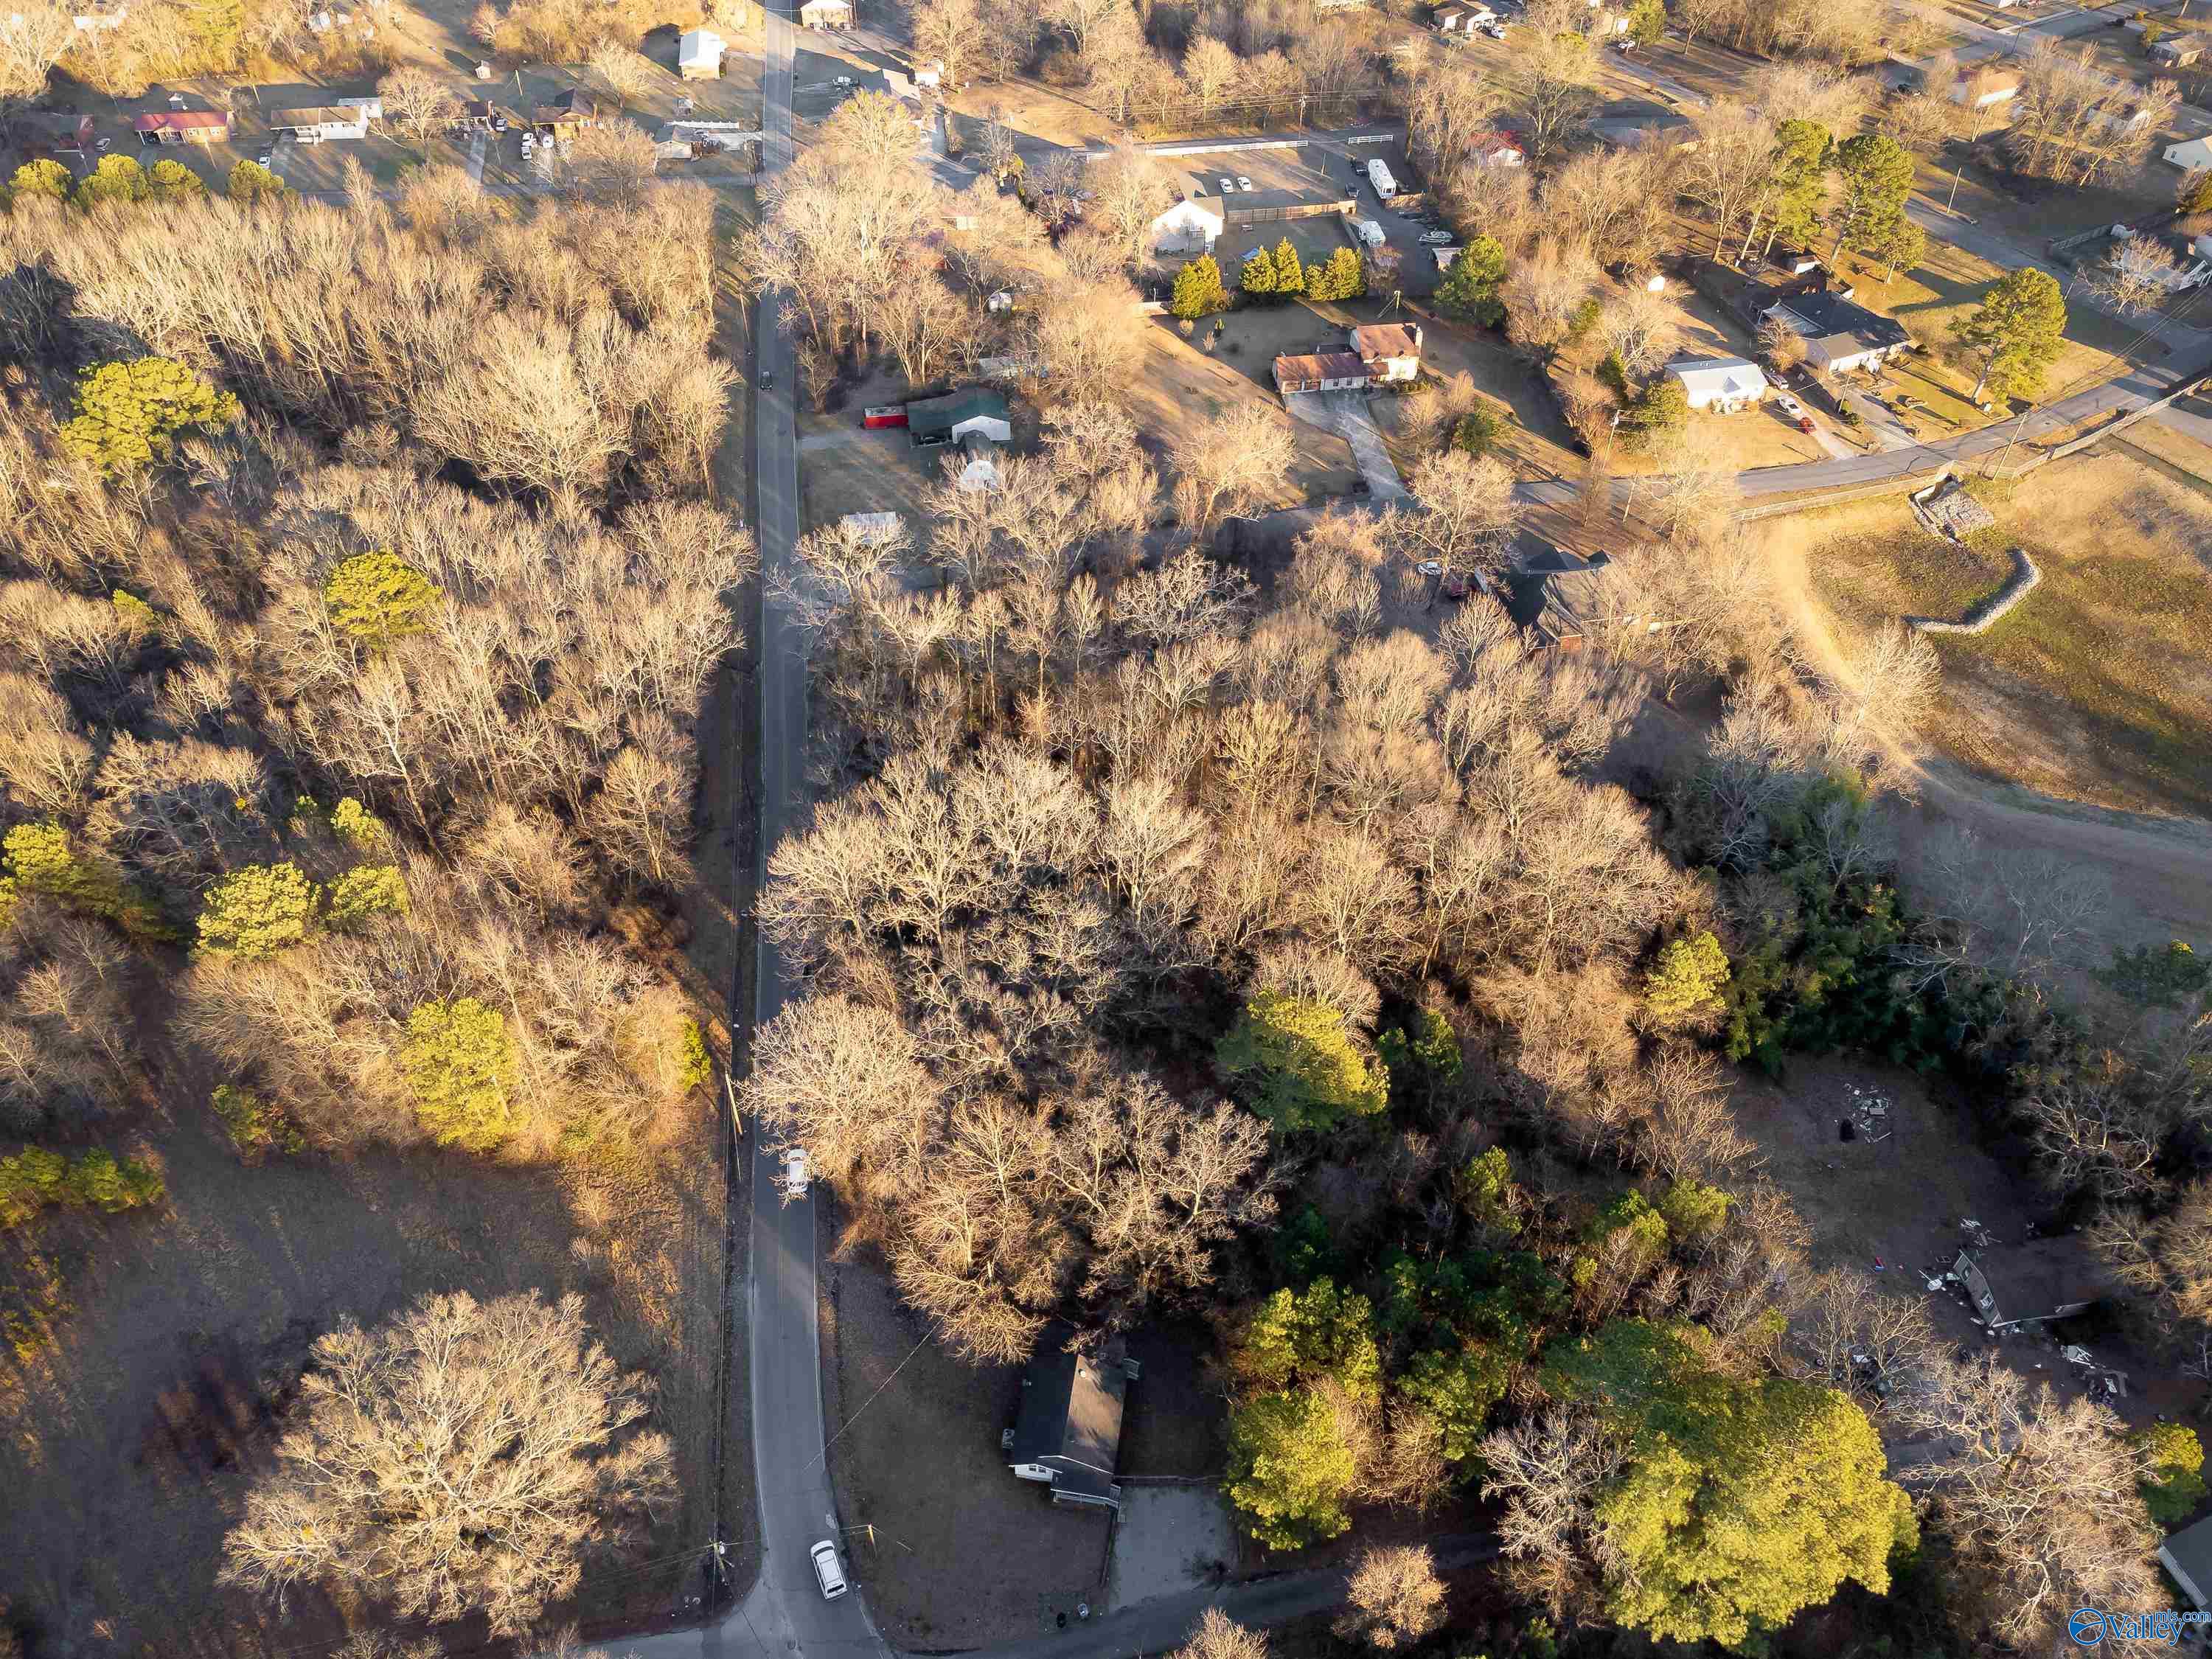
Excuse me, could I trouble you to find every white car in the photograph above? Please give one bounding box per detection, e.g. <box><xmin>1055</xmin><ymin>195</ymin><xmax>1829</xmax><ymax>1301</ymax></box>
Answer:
<box><xmin>1236</xmin><ymin>174</ymin><xmax>1253</xmax><ymax>191</ymax></box>
<box><xmin>1480</xmin><ymin>19</ymin><xmax>1506</xmax><ymax>35</ymax></box>
<box><xmin>811</xmin><ymin>1540</ymin><xmax>849</xmax><ymax>1600</ymax></box>
<box><xmin>781</xmin><ymin>1147</ymin><xmax>810</xmax><ymax>1198</ymax></box>
<box><xmin>1218</xmin><ymin>175</ymin><xmax>1235</xmax><ymax>194</ymax></box>
<box><xmin>1773</xmin><ymin>392</ymin><xmax>1805</xmax><ymax>418</ymax></box>
<box><xmin>835</xmin><ymin>74</ymin><xmax>855</xmax><ymax>86</ymax></box>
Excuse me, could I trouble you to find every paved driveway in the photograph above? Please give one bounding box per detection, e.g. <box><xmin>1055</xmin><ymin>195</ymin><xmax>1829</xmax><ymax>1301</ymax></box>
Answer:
<box><xmin>1284</xmin><ymin>389</ymin><xmax>1411</xmax><ymax>501</ymax></box>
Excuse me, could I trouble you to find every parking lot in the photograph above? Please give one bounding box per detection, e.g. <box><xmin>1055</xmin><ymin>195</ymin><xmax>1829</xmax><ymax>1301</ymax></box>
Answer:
<box><xmin>1153</xmin><ymin>137</ymin><xmax>1451</xmax><ymax>296</ymax></box>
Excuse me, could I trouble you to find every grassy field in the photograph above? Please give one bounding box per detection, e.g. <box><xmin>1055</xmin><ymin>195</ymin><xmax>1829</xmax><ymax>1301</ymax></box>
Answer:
<box><xmin>1787</xmin><ymin>451</ymin><xmax>2212</xmax><ymax>815</ymax></box>
<box><xmin>1843</xmin><ymin>240</ymin><xmax>2150</xmax><ymax>434</ymax></box>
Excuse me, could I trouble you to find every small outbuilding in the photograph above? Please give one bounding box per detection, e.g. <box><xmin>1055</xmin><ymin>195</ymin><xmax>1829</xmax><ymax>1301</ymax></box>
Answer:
<box><xmin>905</xmin><ymin>388</ymin><xmax>1011</xmax><ymax>447</ymax></box>
<box><xmin>1948</xmin><ymin>66</ymin><xmax>2020</xmax><ymax>107</ymax></box>
<box><xmin>1666</xmin><ymin>355</ymin><xmax>1768</xmax><ymax>413</ymax></box>
<box><xmin>798</xmin><ymin>0</ymin><xmax>852</xmax><ymax>25</ymax></box>
<box><xmin>838</xmin><ymin>511</ymin><xmax>905</xmax><ymax>544</ymax></box>
<box><xmin>678</xmin><ymin>27</ymin><xmax>725</xmax><ymax>77</ymax></box>
<box><xmin>133</xmin><ymin>109</ymin><xmax>229</xmax><ymax>144</ymax></box>
<box><xmin>1006</xmin><ymin>1338</ymin><xmax>1137</xmax><ymax>1512</ymax></box>
<box><xmin>1952</xmin><ymin>1237</ymin><xmax>2118</xmax><ymax>1333</ymax></box>
<box><xmin>2155</xmin><ymin>36</ymin><xmax>2205</xmax><ymax>66</ymax></box>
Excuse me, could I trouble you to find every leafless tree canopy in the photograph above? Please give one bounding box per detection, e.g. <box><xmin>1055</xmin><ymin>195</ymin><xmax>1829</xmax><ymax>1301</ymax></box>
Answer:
<box><xmin>220</xmin><ymin>1292</ymin><xmax>676</xmax><ymax>1637</ymax></box>
<box><xmin>1893</xmin><ymin>1352</ymin><xmax>2161</xmax><ymax>1649</ymax></box>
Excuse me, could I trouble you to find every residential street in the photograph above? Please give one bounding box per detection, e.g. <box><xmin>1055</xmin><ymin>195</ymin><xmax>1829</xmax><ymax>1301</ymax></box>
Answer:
<box><xmin>617</xmin><ymin>3</ymin><xmax>891</xmax><ymax>1658</ymax></box>
<box><xmin>1893</xmin><ymin>0</ymin><xmax>2212</xmax><ymax>136</ymax></box>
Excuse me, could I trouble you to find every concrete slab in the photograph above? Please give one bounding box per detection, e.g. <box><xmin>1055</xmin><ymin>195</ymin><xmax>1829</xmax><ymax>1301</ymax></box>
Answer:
<box><xmin>1105</xmin><ymin>1486</ymin><xmax>1234</xmax><ymax>1613</ymax></box>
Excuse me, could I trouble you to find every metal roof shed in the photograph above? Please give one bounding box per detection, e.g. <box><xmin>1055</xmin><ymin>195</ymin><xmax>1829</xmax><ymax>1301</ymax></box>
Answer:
<box><xmin>678</xmin><ymin>27</ymin><xmax>725</xmax><ymax>77</ymax></box>
<box><xmin>905</xmin><ymin>388</ymin><xmax>1011</xmax><ymax>447</ymax></box>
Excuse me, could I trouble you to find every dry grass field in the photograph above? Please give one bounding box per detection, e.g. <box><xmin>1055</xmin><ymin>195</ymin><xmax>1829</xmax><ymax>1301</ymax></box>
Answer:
<box><xmin>1785</xmin><ymin>451</ymin><xmax>2212</xmax><ymax>816</ymax></box>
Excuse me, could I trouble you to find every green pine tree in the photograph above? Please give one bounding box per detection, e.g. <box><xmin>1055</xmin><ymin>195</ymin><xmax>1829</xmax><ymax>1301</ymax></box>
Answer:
<box><xmin>147</xmin><ymin>159</ymin><xmax>207</xmax><ymax>203</ymax></box>
<box><xmin>58</xmin><ymin>357</ymin><xmax>241</xmax><ymax>476</ymax></box>
<box><xmin>1829</xmin><ymin>133</ymin><xmax>1913</xmax><ymax>265</ymax></box>
<box><xmin>1225</xmin><ymin>1388</ymin><xmax>1359</xmax><ymax>1549</ymax></box>
<box><xmin>10</xmin><ymin>159</ymin><xmax>74</xmax><ymax>204</ymax></box>
<box><xmin>1239</xmin><ymin>246</ymin><xmax>1278</xmax><ymax>299</ymax></box>
<box><xmin>1169</xmin><ymin>254</ymin><xmax>1228</xmax><ymax>319</ymax></box>
<box><xmin>323</xmin><ymin>550</ymin><xmax>446</xmax><ymax>647</ymax></box>
<box><xmin>1434</xmin><ymin>233</ymin><xmax>1507</xmax><ymax>325</ymax></box>
<box><xmin>1270</xmin><ymin>237</ymin><xmax>1304</xmax><ymax>299</ymax></box>
<box><xmin>1644</xmin><ymin>931</ymin><xmax>1731</xmax><ymax>1023</ymax></box>
<box><xmin>227</xmin><ymin>159</ymin><xmax>290</xmax><ymax>205</ymax></box>
<box><xmin>196</xmin><ymin>862</ymin><xmax>320</xmax><ymax>960</ymax></box>
<box><xmin>1217</xmin><ymin>990</ymin><xmax>1388</xmax><ymax>1133</ymax></box>
<box><xmin>74</xmin><ymin>155</ymin><xmax>150</xmax><ymax>211</ymax></box>
<box><xmin>1956</xmin><ymin>266</ymin><xmax>2066</xmax><ymax>403</ymax></box>
<box><xmin>400</xmin><ymin>998</ymin><xmax>521</xmax><ymax>1151</ymax></box>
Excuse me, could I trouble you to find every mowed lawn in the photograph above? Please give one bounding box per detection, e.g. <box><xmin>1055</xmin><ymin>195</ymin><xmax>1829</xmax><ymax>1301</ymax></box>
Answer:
<box><xmin>1795</xmin><ymin>451</ymin><xmax>2212</xmax><ymax>815</ymax></box>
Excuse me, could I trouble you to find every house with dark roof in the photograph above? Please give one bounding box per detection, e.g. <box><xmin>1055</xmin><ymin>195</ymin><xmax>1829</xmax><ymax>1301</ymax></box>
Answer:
<box><xmin>2161</xmin><ymin>1514</ymin><xmax>2212</xmax><ymax>1608</ymax></box>
<box><xmin>1005</xmin><ymin>1338</ymin><xmax>1137</xmax><ymax>1512</ymax></box>
<box><xmin>1760</xmin><ymin>288</ymin><xmax>1910</xmax><ymax>375</ymax></box>
<box><xmin>1951</xmin><ymin>1237</ymin><xmax>2119</xmax><ymax>1333</ymax></box>
<box><xmin>1509</xmin><ymin>547</ymin><xmax>1635</xmax><ymax>650</ymax></box>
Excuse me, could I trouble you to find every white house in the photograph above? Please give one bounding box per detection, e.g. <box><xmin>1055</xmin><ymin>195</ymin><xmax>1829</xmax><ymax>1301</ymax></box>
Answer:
<box><xmin>1349</xmin><ymin>323</ymin><xmax>1423</xmax><ymax>383</ymax></box>
<box><xmin>1467</xmin><ymin>130</ymin><xmax>1525</xmax><ymax>167</ymax></box>
<box><xmin>1149</xmin><ymin>190</ymin><xmax>1225</xmax><ymax>254</ymax></box>
<box><xmin>1947</xmin><ymin>66</ymin><xmax>2019</xmax><ymax>108</ymax></box>
<box><xmin>268</xmin><ymin>104</ymin><xmax>370</xmax><ymax>140</ymax></box>
<box><xmin>1666</xmin><ymin>355</ymin><xmax>1769</xmax><ymax>413</ymax></box>
<box><xmin>2167</xmin><ymin>136</ymin><xmax>2212</xmax><ymax>170</ymax></box>
<box><xmin>678</xmin><ymin>27</ymin><xmax>725</xmax><ymax>77</ymax></box>
<box><xmin>1273</xmin><ymin>351</ymin><xmax>1370</xmax><ymax>394</ymax></box>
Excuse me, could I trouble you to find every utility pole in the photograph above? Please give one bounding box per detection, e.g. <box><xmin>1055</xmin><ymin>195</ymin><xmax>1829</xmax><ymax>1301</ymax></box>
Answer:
<box><xmin>1946</xmin><ymin>162</ymin><xmax>1966</xmax><ymax>215</ymax></box>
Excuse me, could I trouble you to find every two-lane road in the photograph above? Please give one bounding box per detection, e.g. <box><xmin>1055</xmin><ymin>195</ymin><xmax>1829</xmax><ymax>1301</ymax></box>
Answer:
<box><xmin>621</xmin><ymin>4</ymin><xmax>880</xmax><ymax>1653</ymax></box>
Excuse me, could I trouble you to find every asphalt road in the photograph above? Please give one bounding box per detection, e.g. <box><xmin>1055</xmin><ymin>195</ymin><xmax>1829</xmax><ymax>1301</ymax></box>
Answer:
<box><xmin>617</xmin><ymin>4</ymin><xmax>876</xmax><ymax>1655</ymax></box>
<box><xmin>1894</xmin><ymin>0</ymin><xmax>2212</xmax><ymax>137</ymax></box>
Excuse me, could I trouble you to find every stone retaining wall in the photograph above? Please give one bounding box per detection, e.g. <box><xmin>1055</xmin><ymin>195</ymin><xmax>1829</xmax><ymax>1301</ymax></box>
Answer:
<box><xmin>1906</xmin><ymin>546</ymin><xmax>2040</xmax><ymax>634</ymax></box>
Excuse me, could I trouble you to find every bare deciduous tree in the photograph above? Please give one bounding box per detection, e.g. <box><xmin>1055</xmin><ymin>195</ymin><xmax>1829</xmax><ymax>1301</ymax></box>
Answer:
<box><xmin>1894</xmin><ymin>1352</ymin><xmax>2161</xmax><ymax>1648</ymax></box>
<box><xmin>1337</xmin><ymin>1545</ymin><xmax>1447</xmax><ymax>1649</ymax></box>
<box><xmin>220</xmin><ymin>1292</ymin><xmax>675</xmax><ymax>1637</ymax></box>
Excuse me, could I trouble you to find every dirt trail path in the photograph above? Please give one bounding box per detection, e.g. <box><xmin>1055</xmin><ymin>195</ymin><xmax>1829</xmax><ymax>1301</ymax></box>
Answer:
<box><xmin>1764</xmin><ymin>532</ymin><xmax>2212</xmax><ymax>956</ymax></box>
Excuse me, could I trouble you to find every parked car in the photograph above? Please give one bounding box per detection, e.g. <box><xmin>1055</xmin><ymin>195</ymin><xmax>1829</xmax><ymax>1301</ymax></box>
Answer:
<box><xmin>1237</xmin><ymin>174</ymin><xmax>1253</xmax><ymax>190</ymax></box>
<box><xmin>1773</xmin><ymin>392</ymin><xmax>1804</xmax><ymax>419</ymax></box>
<box><xmin>1480</xmin><ymin>19</ymin><xmax>1506</xmax><ymax>36</ymax></box>
<box><xmin>490</xmin><ymin>112</ymin><xmax>508</xmax><ymax>131</ymax></box>
<box><xmin>811</xmin><ymin>1541</ymin><xmax>849</xmax><ymax>1600</ymax></box>
<box><xmin>256</xmin><ymin>150</ymin><xmax>276</xmax><ymax>167</ymax></box>
<box><xmin>1218</xmin><ymin>175</ymin><xmax>1235</xmax><ymax>193</ymax></box>
<box><xmin>835</xmin><ymin>74</ymin><xmax>855</xmax><ymax>86</ymax></box>
<box><xmin>781</xmin><ymin>1147</ymin><xmax>810</xmax><ymax>1198</ymax></box>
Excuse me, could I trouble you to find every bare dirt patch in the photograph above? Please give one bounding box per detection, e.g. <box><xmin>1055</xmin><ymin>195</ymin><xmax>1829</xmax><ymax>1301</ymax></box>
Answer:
<box><xmin>1731</xmin><ymin>1056</ymin><xmax>2033</xmax><ymax>1279</ymax></box>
